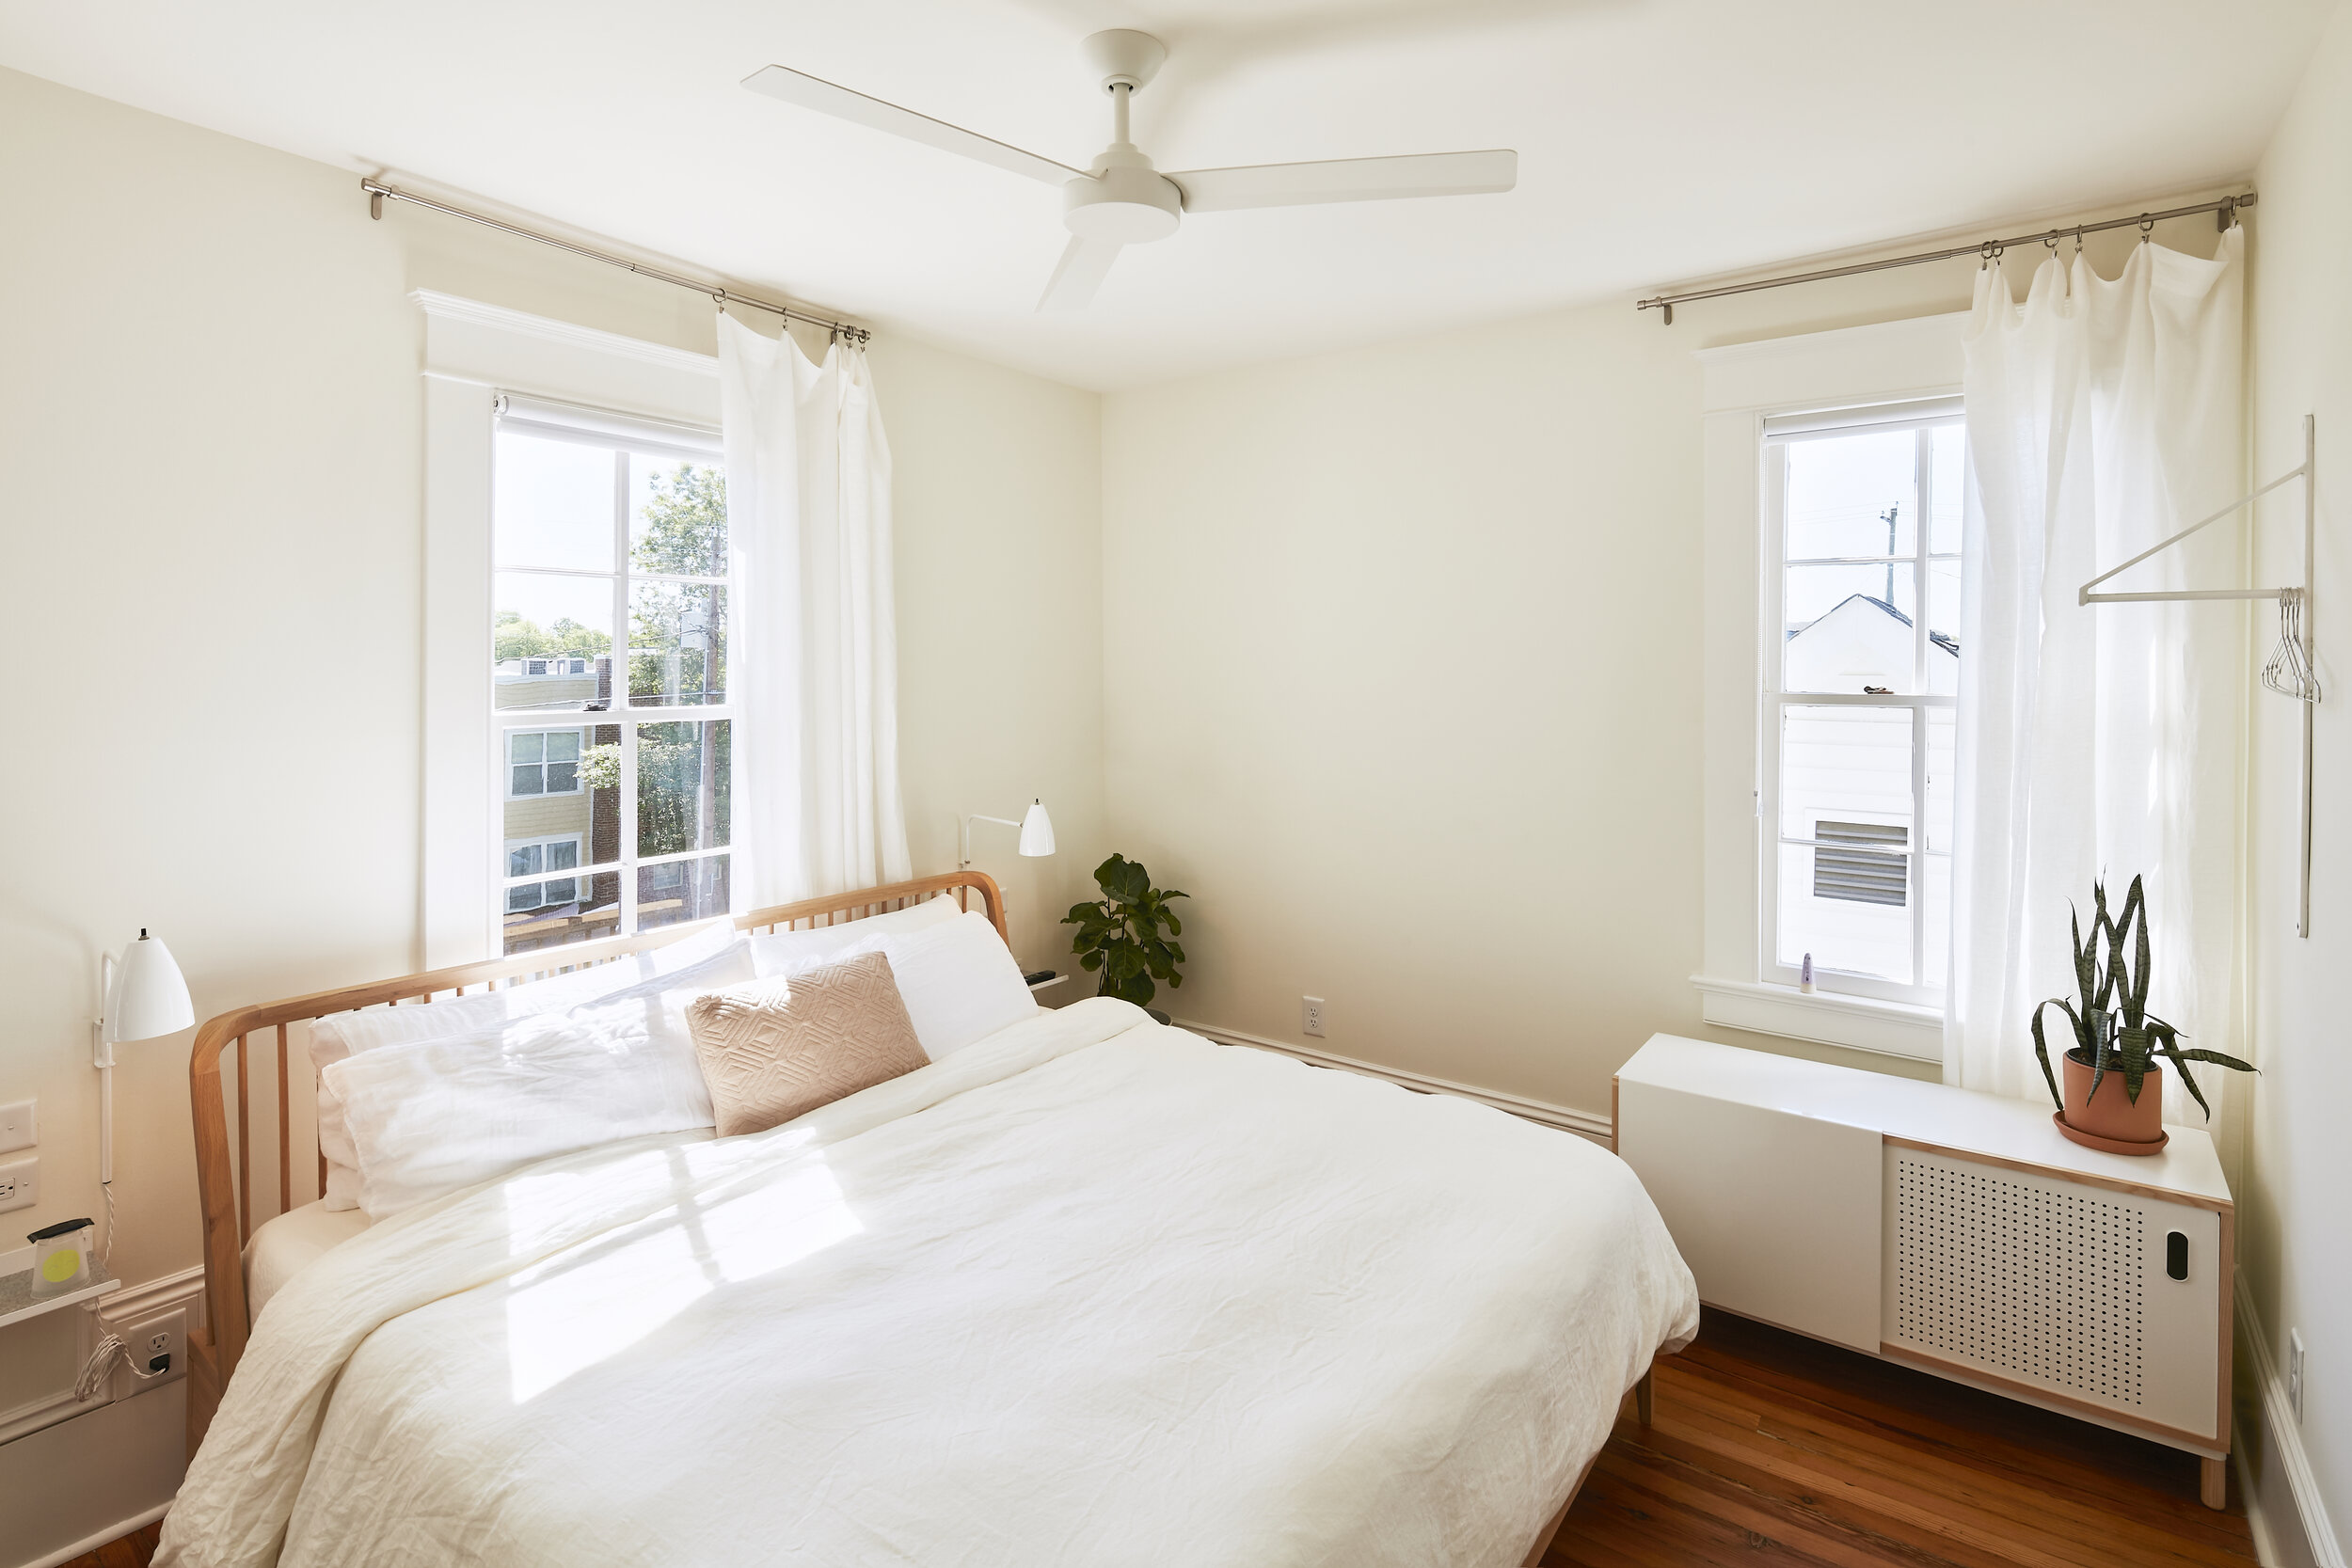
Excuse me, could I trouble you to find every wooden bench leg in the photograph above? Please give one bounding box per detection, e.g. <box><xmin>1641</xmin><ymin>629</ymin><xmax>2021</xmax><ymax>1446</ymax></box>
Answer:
<box><xmin>1635</xmin><ymin>1368</ymin><xmax>1655</xmax><ymax>1426</ymax></box>
<box><xmin>2200</xmin><ymin>1455</ymin><xmax>2227</xmax><ymax>1511</ymax></box>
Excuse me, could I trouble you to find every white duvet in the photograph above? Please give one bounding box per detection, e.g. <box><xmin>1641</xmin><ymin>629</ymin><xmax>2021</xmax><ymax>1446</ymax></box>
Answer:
<box><xmin>161</xmin><ymin>1001</ymin><xmax>1696</xmax><ymax>1568</ymax></box>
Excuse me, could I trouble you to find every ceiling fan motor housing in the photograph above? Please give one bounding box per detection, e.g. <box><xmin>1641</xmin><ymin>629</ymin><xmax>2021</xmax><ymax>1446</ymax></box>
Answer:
<box><xmin>1066</xmin><ymin>153</ymin><xmax>1182</xmax><ymax>243</ymax></box>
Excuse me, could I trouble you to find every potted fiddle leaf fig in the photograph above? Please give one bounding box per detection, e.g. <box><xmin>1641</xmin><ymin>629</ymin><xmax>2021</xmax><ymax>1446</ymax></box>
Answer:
<box><xmin>2030</xmin><ymin>874</ymin><xmax>2253</xmax><ymax>1154</ymax></box>
<box><xmin>1064</xmin><ymin>854</ymin><xmax>1187</xmax><ymax>1022</ymax></box>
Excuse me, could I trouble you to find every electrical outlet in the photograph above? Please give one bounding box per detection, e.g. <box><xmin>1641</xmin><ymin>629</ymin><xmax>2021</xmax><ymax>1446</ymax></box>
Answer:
<box><xmin>2289</xmin><ymin>1329</ymin><xmax>2306</xmax><ymax>1423</ymax></box>
<box><xmin>119</xmin><ymin>1307</ymin><xmax>187</xmax><ymax>1386</ymax></box>
<box><xmin>0</xmin><ymin>1156</ymin><xmax>37</xmax><ymax>1213</ymax></box>
<box><xmin>0</xmin><ymin>1100</ymin><xmax>33</xmax><ymax>1155</ymax></box>
<box><xmin>1302</xmin><ymin>997</ymin><xmax>1326</xmax><ymax>1038</ymax></box>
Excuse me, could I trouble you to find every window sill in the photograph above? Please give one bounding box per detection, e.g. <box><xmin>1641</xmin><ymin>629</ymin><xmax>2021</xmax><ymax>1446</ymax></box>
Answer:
<box><xmin>1692</xmin><ymin>976</ymin><xmax>1944</xmax><ymax>1062</ymax></box>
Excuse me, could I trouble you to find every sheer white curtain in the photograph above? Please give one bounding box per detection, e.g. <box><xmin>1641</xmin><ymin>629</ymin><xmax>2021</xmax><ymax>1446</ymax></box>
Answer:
<box><xmin>719</xmin><ymin>312</ymin><xmax>912</xmax><ymax>905</ymax></box>
<box><xmin>1947</xmin><ymin>231</ymin><xmax>2245</xmax><ymax>1116</ymax></box>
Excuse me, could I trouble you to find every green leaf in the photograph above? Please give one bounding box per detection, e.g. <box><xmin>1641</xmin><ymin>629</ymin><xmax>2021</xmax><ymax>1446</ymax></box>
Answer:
<box><xmin>2174</xmin><ymin>1047</ymin><xmax>2257</xmax><ymax>1072</ymax></box>
<box><xmin>2029</xmin><ymin>1001</ymin><xmax>2070</xmax><ymax>1113</ymax></box>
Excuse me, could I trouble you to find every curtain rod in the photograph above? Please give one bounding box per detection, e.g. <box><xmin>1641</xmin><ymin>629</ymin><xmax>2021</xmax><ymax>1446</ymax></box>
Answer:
<box><xmin>1637</xmin><ymin>193</ymin><xmax>2256</xmax><ymax>324</ymax></box>
<box><xmin>361</xmin><ymin>178</ymin><xmax>872</xmax><ymax>344</ymax></box>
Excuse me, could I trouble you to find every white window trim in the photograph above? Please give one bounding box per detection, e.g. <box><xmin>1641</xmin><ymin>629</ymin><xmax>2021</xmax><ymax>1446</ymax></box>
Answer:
<box><xmin>1695</xmin><ymin>311</ymin><xmax>1965</xmax><ymax>1062</ymax></box>
<box><xmin>420</xmin><ymin>290</ymin><xmax>723</xmax><ymax>968</ymax></box>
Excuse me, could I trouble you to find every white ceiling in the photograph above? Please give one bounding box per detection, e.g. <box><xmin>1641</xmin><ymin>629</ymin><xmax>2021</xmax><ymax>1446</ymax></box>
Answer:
<box><xmin>0</xmin><ymin>1</ymin><xmax>2329</xmax><ymax>389</ymax></box>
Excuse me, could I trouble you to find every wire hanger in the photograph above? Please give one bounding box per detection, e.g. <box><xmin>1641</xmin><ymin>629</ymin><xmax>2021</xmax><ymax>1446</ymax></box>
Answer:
<box><xmin>2263</xmin><ymin>588</ymin><xmax>2322</xmax><ymax>703</ymax></box>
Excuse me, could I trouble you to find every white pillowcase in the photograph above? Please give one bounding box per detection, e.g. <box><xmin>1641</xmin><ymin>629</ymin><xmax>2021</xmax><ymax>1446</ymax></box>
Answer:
<box><xmin>755</xmin><ymin>911</ymin><xmax>1038</xmax><ymax>1060</ymax></box>
<box><xmin>743</xmin><ymin>893</ymin><xmax>961</xmax><ymax>970</ymax></box>
<box><xmin>329</xmin><ymin>980</ymin><xmax>726</xmax><ymax>1219</ymax></box>
<box><xmin>312</xmin><ymin>923</ymin><xmax>748</xmax><ymax>1210</ymax></box>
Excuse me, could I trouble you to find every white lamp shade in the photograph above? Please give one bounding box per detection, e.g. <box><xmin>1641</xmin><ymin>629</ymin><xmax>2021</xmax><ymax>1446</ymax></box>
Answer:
<box><xmin>1018</xmin><ymin>800</ymin><xmax>1057</xmax><ymax>858</ymax></box>
<box><xmin>107</xmin><ymin>931</ymin><xmax>195</xmax><ymax>1042</ymax></box>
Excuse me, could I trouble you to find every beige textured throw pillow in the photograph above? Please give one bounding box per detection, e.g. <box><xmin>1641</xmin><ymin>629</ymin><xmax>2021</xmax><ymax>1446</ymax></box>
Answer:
<box><xmin>684</xmin><ymin>953</ymin><xmax>930</xmax><ymax>1137</ymax></box>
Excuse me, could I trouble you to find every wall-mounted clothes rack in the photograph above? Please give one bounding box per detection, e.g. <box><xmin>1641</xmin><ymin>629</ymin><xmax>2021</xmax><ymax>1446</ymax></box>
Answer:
<box><xmin>2079</xmin><ymin>414</ymin><xmax>2319</xmax><ymax>937</ymax></box>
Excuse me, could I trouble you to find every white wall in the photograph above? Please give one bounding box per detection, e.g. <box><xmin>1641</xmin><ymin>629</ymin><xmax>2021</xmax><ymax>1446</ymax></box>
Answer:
<box><xmin>1098</xmin><ymin>221</ymin><xmax>2228</xmax><ymax>1121</ymax></box>
<box><xmin>0</xmin><ymin>61</ymin><xmax>1103</xmax><ymax>1315</ymax></box>
<box><xmin>2245</xmin><ymin>3</ymin><xmax>2352</xmax><ymax>1556</ymax></box>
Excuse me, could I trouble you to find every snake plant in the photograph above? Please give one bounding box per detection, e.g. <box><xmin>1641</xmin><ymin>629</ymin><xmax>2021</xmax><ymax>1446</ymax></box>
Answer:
<box><xmin>2029</xmin><ymin>875</ymin><xmax>2254</xmax><ymax>1120</ymax></box>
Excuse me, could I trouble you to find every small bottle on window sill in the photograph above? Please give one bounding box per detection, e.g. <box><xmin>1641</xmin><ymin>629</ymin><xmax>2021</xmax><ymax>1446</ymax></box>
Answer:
<box><xmin>1799</xmin><ymin>953</ymin><xmax>1815</xmax><ymax>994</ymax></box>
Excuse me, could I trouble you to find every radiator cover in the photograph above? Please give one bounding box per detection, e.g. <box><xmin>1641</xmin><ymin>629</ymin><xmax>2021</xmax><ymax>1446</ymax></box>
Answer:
<box><xmin>1881</xmin><ymin>1145</ymin><xmax>2219</xmax><ymax>1438</ymax></box>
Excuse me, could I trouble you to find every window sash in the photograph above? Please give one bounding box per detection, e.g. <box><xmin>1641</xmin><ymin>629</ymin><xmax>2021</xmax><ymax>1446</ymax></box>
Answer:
<box><xmin>1759</xmin><ymin>411</ymin><xmax>1965</xmax><ymax>1006</ymax></box>
<box><xmin>490</xmin><ymin>402</ymin><xmax>733</xmax><ymax>952</ymax></box>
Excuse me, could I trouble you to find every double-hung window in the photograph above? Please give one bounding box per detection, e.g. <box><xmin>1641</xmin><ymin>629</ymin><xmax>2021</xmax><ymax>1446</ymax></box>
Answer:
<box><xmin>491</xmin><ymin>394</ymin><xmax>733</xmax><ymax>956</ymax></box>
<box><xmin>1760</xmin><ymin>398</ymin><xmax>1966</xmax><ymax>1005</ymax></box>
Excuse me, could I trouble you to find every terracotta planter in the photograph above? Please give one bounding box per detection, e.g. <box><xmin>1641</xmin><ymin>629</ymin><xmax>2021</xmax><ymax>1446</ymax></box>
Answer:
<box><xmin>2057</xmin><ymin>1046</ymin><xmax>2169</xmax><ymax>1155</ymax></box>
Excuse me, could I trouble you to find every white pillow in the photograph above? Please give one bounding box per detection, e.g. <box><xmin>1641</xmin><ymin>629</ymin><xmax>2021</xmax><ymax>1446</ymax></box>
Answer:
<box><xmin>311</xmin><ymin>920</ymin><xmax>743</xmax><ymax>1071</ymax></box>
<box><xmin>743</xmin><ymin>894</ymin><xmax>961</xmax><ymax>971</ymax></box>
<box><xmin>313</xmin><ymin>924</ymin><xmax>749</xmax><ymax>1209</ymax></box>
<box><xmin>329</xmin><ymin>971</ymin><xmax>739</xmax><ymax>1219</ymax></box>
<box><xmin>822</xmin><ymin>911</ymin><xmax>1038</xmax><ymax>1061</ymax></box>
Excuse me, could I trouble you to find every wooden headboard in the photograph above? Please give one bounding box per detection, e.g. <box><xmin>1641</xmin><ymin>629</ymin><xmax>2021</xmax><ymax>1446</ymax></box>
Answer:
<box><xmin>184</xmin><ymin>872</ymin><xmax>1007</xmax><ymax>1449</ymax></box>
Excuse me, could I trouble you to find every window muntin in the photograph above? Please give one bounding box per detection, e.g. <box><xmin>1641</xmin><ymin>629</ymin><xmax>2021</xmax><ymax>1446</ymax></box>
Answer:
<box><xmin>1762</xmin><ymin>404</ymin><xmax>1965</xmax><ymax>1003</ymax></box>
<box><xmin>492</xmin><ymin>399</ymin><xmax>731</xmax><ymax>956</ymax></box>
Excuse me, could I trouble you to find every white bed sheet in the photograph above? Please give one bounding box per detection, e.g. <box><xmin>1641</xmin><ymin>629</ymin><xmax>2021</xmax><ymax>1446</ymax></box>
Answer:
<box><xmin>164</xmin><ymin>1000</ymin><xmax>1696</xmax><ymax>1568</ymax></box>
<box><xmin>242</xmin><ymin>1202</ymin><xmax>373</xmax><ymax>1319</ymax></box>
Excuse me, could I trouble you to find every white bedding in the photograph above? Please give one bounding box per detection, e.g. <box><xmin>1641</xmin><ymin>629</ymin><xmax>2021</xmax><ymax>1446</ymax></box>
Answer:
<box><xmin>163</xmin><ymin>1000</ymin><xmax>1696</xmax><ymax>1568</ymax></box>
<box><xmin>242</xmin><ymin>1202</ymin><xmax>373</xmax><ymax>1319</ymax></box>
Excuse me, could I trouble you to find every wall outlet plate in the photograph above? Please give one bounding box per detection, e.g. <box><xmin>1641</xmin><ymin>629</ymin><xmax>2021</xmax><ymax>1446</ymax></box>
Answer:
<box><xmin>119</xmin><ymin>1307</ymin><xmax>188</xmax><ymax>1388</ymax></box>
<box><xmin>0</xmin><ymin>1100</ymin><xmax>33</xmax><ymax>1155</ymax></box>
<box><xmin>0</xmin><ymin>1156</ymin><xmax>36</xmax><ymax>1214</ymax></box>
<box><xmin>1301</xmin><ymin>996</ymin><xmax>1326</xmax><ymax>1038</ymax></box>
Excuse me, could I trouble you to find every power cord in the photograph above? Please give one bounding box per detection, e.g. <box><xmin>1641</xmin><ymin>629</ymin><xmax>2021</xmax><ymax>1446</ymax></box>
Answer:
<box><xmin>74</xmin><ymin>1324</ymin><xmax>167</xmax><ymax>1403</ymax></box>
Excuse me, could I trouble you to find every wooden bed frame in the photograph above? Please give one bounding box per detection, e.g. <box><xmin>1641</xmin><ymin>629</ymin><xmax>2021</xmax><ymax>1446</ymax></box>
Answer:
<box><xmin>182</xmin><ymin>864</ymin><xmax>1653</xmax><ymax>1559</ymax></box>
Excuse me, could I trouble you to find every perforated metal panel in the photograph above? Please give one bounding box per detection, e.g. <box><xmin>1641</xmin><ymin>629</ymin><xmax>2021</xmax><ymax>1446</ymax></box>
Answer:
<box><xmin>1890</xmin><ymin>1149</ymin><xmax>2145</xmax><ymax>1405</ymax></box>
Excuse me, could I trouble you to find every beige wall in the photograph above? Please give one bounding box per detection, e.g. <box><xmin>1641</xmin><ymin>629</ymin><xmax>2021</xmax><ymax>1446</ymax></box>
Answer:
<box><xmin>1098</xmin><ymin>219</ymin><xmax>2228</xmax><ymax>1119</ymax></box>
<box><xmin>2245</xmin><ymin>4</ymin><xmax>2352</xmax><ymax>1553</ymax></box>
<box><xmin>0</xmin><ymin>63</ymin><xmax>1104</xmax><ymax>1293</ymax></box>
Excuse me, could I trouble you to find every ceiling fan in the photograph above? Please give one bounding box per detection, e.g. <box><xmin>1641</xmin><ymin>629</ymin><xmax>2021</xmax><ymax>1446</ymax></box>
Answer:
<box><xmin>742</xmin><ymin>30</ymin><xmax>1517</xmax><ymax>311</ymax></box>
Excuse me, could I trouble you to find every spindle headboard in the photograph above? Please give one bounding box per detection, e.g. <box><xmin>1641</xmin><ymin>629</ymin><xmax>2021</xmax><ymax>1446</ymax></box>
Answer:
<box><xmin>184</xmin><ymin>872</ymin><xmax>1008</xmax><ymax>1449</ymax></box>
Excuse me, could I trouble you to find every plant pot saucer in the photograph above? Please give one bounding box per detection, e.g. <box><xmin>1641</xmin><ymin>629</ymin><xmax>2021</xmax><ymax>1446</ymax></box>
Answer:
<box><xmin>2053</xmin><ymin>1113</ymin><xmax>2169</xmax><ymax>1157</ymax></box>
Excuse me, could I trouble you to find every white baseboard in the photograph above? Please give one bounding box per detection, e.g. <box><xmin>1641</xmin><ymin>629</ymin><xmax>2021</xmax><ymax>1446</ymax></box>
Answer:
<box><xmin>20</xmin><ymin>1501</ymin><xmax>169</xmax><ymax>1568</ymax></box>
<box><xmin>1173</xmin><ymin>1020</ymin><xmax>1614</xmax><ymax>1143</ymax></box>
<box><xmin>2236</xmin><ymin>1275</ymin><xmax>2344</xmax><ymax>1568</ymax></box>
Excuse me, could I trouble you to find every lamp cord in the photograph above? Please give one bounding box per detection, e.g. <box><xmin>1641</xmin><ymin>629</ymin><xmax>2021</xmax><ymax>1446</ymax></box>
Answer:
<box><xmin>74</xmin><ymin>1325</ymin><xmax>164</xmax><ymax>1402</ymax></box>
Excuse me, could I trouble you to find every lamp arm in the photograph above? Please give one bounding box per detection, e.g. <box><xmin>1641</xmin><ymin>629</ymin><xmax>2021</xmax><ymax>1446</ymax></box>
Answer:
<box><xmin>960</xmin><ymin>815</ymin><xmax>1024</xmax><ymax>868</ymax></box>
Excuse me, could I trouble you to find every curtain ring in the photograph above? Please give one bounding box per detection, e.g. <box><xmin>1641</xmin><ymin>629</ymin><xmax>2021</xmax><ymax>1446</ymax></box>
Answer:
<box><xmin>2138</xmin><ymin>214</ymin><xmax>2155</xmax><ymax>243</ymax></box>
<box><xmin>2044</xmin><ymin>230</ymin><xmax>2059</xmax><ymax>250</ymax></box>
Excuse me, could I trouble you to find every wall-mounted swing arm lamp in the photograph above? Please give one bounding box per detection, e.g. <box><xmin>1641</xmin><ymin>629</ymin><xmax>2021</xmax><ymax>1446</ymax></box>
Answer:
<box><xmin>960</xmin><ymin>800</ymin><xmax>1057</xmax><ymax>869</ymax></box>
<box><xmin>91</xmin><ymin>929</ymin><xmax>195</xmax><ymax>1263</ymax></box>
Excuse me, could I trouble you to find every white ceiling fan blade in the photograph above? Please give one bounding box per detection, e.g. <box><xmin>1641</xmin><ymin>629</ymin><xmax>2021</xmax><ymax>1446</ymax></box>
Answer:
<box><xmin>1168</xmin><ymin>150</ymin><xmax>1517</xmax><ymax>213</ymax></box>
<box><xmin>742</xmin><ymin>65</ymin><xmax>1085</xmax><ymax>185</ymax></box>
<box><xmin>1038</xmin><ymin>234</ymin><xmax>1124</xmax><ymax>311</ymax></box>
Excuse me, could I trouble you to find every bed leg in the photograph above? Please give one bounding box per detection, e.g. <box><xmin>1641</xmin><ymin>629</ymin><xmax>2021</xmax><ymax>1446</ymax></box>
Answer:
<box><xmin>2201</xmin><ymin>1455</ymin><xmax>2228</xmax><ymax>1511</ymax></box>
<box><xmin>1634</xmin><ymin>1368</ymin><xmax>1655</xmax><ymax>1426</ymax></box>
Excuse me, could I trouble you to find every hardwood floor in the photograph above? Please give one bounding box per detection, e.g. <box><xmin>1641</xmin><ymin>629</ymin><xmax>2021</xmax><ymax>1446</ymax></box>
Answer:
<box><xmin>57</xmin><ymin>1520</ymin><xmax>158</xmax><ymax>1568</ymax></box>
<box><xmin>69</xmin><ymin>1309</ymin><xmax>2252</xmax><ymax>1568</ymax></box>
<box><xmin>1551</xmin><ymin>1308</ymin><xmax>2256</xmax><ymax>1568</ymax></box>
